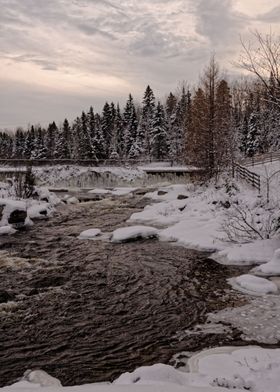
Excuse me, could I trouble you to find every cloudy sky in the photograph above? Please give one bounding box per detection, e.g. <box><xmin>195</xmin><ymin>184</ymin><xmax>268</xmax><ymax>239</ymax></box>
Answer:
<box><xmin>0</xmin><ymin>0</ymin><xmax>280</xmax><ymax>129</ymax></box>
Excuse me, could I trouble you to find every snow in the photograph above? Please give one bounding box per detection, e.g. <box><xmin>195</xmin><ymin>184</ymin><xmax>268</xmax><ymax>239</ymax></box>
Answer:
<box><xmin>212</xmin><ymin>238</ymin><xmax>280</xmax><ymax>266</ymax></box>
<box><xmin>66</xmin><ymin>196</ymin><xmax>80</xmax><ymax>204</ymax></box>
<box><xmin>0</xmin><ymin>225</ymin><xmax>16</xmax><ymax>235</ymax></box>
<box><xmin>187</xmin><ymin>346</ymin><xmax>280</xmax><ymax>392</ymax></box>
<box><xmin>228</xmin><ymin>274</ymin><xmax>278</xmax><ymax>295</ymax></box>
<box><xmin>253</xmin><ymin>248</ymin><xmax>280</xmax><ymax>275</ymax></box>
<box><xmin>209</xmin><ymin>296</ymin><xmax>280</xmax><ymax>343</ymax></box>
<box><xmin>5</xmin><ymin>346</ymin><xmax>280</xmax><ymax>392</ymax></box>
<box><xmin>88</xmin><ymin>187</ymin><xmax>137</xmax><ymax>196</ymax></box>
<box><xmin>27</xmin><ymin>203</ymin><xmax>52</xmax><ymax>220</ymax></box>
<box><xmin>88</xmin><ymin>188</ymin><xmax>112</xmax><ymax>194</ymax></box>
<box><xmin>78</xmin><ymin>229</ymin><xmax>102</xmax><ymax>239</ymax></box>
<box><xmin>111</xmin><ymin>226</ymin><xmax>159</xmax><ymax>243</ymax></box>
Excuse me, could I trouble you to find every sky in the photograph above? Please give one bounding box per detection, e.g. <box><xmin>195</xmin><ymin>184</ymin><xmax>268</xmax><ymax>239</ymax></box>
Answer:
<box><xmin>0</xmin><ymin>0</ymin><xmax>280</xmax><ymax>130</ymax></box>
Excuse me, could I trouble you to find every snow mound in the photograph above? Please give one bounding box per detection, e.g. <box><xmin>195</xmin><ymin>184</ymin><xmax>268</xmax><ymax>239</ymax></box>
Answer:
<box><xmin>78</xmin><ymin>229</ymin><xmax>102</xmax><ymax>239</ymax></box>
<box><xmin>254</xmin><ymin>249</ymin><xmax>280</xmax><ymax>275</ymax></box>
<box><xmin>67</xmin><ymin>197</ymin><xmax>80</xmax><ymax>204</ymax></box>
<box><xmin>229</xmin><ymin>274</ymin><xmax>278</xmax><ymax>295</ymax></box>
<box><xmin>0</xmin><ymin>225</ymin><xmax>16</xmax><ymax>235</ymax></box>
<box><xmin>213</xmin><ymin>238</ymin><xmax>280</xmax><ymax>266</ymax></box>
<box><xmin>88</xmin><ymin>188</ymin><xmax>112</xmax><ymax>194</ymax></box>
<box><xmin>27</xmin><ymin>203</ymin><xmax>51</xmax><ymax>220</ymax></box>
<box><xmin>115</xmin><ymin>363</ymin><xmax>189</xmax><ymax>386</ymax></box>
<box><xmin>22</xmin><ymin>369</ymin><xmax>62</xmax><ymax>387</ymax></box>
<box><xmin>111</xmin><ymin>226</ymin><xmax>159</xmax><ymax>243</ymax></box>
<box><xmin>188</xmin><ymin>345</ymin><xmax>280</xmax><ymax>392</ymax></box>
<box><xmin>88</xmin><ymin>187</ymin><xmax>137</xmax><ymax>196</ymax></box>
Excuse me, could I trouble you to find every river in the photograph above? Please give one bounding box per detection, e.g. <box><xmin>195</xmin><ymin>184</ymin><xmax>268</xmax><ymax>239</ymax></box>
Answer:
<box><xmin>0</xmin><ymin>192</ymin><xmax>247</xmax><ymax>386</ymax></box>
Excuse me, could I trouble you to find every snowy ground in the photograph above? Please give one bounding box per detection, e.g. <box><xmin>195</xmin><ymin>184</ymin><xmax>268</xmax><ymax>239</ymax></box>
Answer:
<box><xmin>2</xmin><ymin>164</ymin><xmax>280</xmax><ymax>392</ymax></box>
<box><xmin>3</xmin><ymin>346</ymin><xmax>280</xmax><ymax>392</ymax></box>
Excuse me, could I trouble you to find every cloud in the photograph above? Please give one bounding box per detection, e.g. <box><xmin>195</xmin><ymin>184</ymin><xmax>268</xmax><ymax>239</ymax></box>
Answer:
<box><xmin>257</xmin><ymin>6</ymin><xmax>280</xmax><ymax>23</ymax></box>
<box><xmin>192</xmin><ymin>0</ymin><xmax>248</xmax><ymax>46</ymax></box>
<box><xmin>0</xmin><ymin>0</ymin><xmax>280</xmax><ymax>128</ymax></box>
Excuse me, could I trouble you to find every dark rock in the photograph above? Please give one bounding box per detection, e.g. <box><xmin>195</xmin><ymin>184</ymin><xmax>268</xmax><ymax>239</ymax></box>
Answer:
<box><xmin>8</xmin><ymin>209</ymin><xmax>27</xmax><ymax>227</ymax></box>
<box><xmin>0</xmin><ymin>290</ymin><xmax>15</xmax><ymax>303</ymax></box>
<box><xmin>158</xmin><ymin>190</ymin><xmax>168</xmax><ymax>196</ymax></box>
<box><xmin>0</xmin><ymin>205</ymin><xmax>4</xmax><ymax>221</ymax></box>
<box><xmin>220</xmin><ymin>200</ymin><xmax>231</xmax><ymax>209</ymax></box>
<box><xmin>177</xmin><ymin>194</ymin><xmax>189</xmax><ymax>200</ymax></box>
<box><xmin>212</xmin><ymin>201</ymin><xmax>218</xmax><ymax>205</ymax></box>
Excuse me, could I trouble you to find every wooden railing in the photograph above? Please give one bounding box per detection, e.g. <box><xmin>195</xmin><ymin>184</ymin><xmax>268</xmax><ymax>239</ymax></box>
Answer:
<box><xmin>240</xmin><ymin>151</ymin><xmax>280</xmax><ymax>167</ymax></box>
<box><xmin>234</xmin><ymin>162</ymin><xmax>261</xmax><ymax>192</ymax></box>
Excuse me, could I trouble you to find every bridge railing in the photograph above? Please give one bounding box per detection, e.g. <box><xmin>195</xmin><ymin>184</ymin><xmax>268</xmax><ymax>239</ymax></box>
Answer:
<box><xmin>0</xmin><ymin>158</ymin><xmax>201</xmax><ymax>167</ymax></box>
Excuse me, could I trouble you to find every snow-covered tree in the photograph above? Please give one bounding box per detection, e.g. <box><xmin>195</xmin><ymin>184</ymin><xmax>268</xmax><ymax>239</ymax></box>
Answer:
<box><xmin>150</xmin><ymin>102</ymin><xmax>168</xmax><ymax>160</ymax></box>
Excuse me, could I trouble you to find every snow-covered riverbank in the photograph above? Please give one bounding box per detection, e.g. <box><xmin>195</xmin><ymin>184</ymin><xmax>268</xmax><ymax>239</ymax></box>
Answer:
<box><xmin>3</xmin><ymin>345</ymin><xmax>280</xmax><ymax>392</ymax></box>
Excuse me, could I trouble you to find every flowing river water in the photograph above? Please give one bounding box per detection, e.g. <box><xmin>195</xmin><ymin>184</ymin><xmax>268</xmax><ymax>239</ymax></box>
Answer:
<box><xmin>0</xmin><ymin>192</ymin><xmax>248</xmax><ymax>387</ymax></box>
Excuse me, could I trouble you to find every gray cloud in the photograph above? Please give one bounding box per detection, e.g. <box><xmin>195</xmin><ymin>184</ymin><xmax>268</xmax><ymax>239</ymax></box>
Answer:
<box><xmin>0</xmin><ymin>0</ymin><xmax>278</xmax><ymax>129</ymax></box>
<box><xmin>257</xmin><ymin>6</ymin><xmax>280</xmax><ymax>23</ymax></box>
<box><xmin>193</xmin><ymin>0</ymin><xmax>248</xmax><ymax>46</ymax></box>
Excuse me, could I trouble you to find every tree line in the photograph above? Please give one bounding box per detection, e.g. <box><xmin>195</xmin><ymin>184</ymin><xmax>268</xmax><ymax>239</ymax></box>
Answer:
<box><xmin>1</xmin><ymin>31</ymin><xmax>280</xmax><ymax>176</ymax></box>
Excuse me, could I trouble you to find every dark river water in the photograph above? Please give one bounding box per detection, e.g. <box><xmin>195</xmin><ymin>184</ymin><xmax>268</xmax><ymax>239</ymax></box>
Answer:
<box><xmin>0</xmin><ymin>193</ymin><xmax>247</xmax><ymax>386</ymax></box>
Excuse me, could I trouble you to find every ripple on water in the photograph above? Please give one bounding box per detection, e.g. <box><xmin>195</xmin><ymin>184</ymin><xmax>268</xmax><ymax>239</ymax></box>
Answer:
<box><xmin>0</xmin><ymin>195</ymin><xmax>247</xmax><ymax>387</ymax></box>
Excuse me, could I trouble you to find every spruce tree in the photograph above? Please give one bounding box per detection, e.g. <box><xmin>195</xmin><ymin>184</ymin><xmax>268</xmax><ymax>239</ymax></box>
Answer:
<box><xmin>151</xmin><ymin>102</ymin><xmax>168</xmax><ymax>160</ymax></box>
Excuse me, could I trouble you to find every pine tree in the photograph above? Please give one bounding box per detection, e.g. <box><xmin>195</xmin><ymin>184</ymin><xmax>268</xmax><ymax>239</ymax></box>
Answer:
<box><xmin>93</xmin><ymin>113</ymin><xmax>106</xmax><ymax>160</ymax></box>
<box><xmin>46</xmin><ymin>122</ymin><xmax>58</xmax><ymax>159</ymax></box>
<box><xmin>150</xmin><ymin>102</ymin><xmax>168</xmax><ymax>160</ymax></box>
<box><xmin>139</xmin><ymin>85</ymin><xmax>155</xmax><ymax>156</ymax></box>
<box><xmin>101</xmin><ymin>102</ymin><xmax>113</xmax><ymax>157</ymax></box>
<box><xmin>33</xmin><ymin>127</ymin><xmax>47</xmax><ymax>159</ymax></box>
<box><xmin>54</xmin><ymin>119</ymin><xmax>71</xmax><ymax>159</ymax></box>
<box><xmin>12</xmin><ymin>128</ymin><xmax>25</xmax><ymax>158</ymax></box>
<box><xmin>123</xmin><ymin>94</ymin><xmax>138</xmax><ymax>158</ymax></box>
<box><xmin>24</xmin><ymin>125</ymin><xmax>36</xmax><ymax>159</ymax></box>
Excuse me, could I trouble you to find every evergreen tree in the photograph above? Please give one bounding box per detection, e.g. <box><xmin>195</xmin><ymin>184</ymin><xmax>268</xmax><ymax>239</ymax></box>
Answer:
<box><xmin>12</xmin><ymin>128</ymin><xmax>25</xmax><ymax>158</ymax></box>
<box><xmin>24</xmin><ymin>125</ymin><xmax>36</xmax><ymax>159</ymax></box>
<box><xmin>33</xmin><ymin>127</ymin><xmax>47</xmax><ymax>159</ymax></box>
<box><xmin>123</xmin><ymin>94</ymin><xmax>138</xmax><ymax>158</ymax></box>
<box><xmin>139</xmin><ymin>85</ymin><xmax>155</xmax><ymax>156</ymax></box>
<box><xmin>150</xmin><ymin>102</ymin><xmax>168</xmax><ymax>160</ymax></box>
<box><xmin>93</xmin><ymin>114</ymin><xmax>106</xmax><ymax>160</ymax></box>
<box><xmin>101</xmin><ymin>102</ymin><xmax>113</xmax><ymax>157</ymax></box>
<box><xmin>54</xmin><ymin>119</ymin><xmax>71</xmax><ymax>159</ymax></box>
<box><xmin>46</xmin><ymin>122</ymin><xmax>58</xmax><ymax>159</ymax></box>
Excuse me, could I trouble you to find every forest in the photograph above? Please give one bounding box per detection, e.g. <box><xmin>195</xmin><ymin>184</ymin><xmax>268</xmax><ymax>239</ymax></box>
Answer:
<box><xmin>1</xmin><ymin>32</ymin><xmax>279</xmax><ymax>177</ymax></box>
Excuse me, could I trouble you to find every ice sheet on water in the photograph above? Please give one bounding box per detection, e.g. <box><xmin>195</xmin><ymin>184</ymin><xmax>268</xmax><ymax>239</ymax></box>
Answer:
<box><xmin>209</xmin><ymin>295</ymin><xmax>280</xmax><ymax>343</ymax></box>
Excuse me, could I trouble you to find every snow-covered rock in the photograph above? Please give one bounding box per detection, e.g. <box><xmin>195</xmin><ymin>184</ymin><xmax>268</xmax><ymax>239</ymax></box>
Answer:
<box><xmin>254</xmin><ymin>249</ymin><xmax>280</xmax><ymax>275</ymax></box>
<box><xmin>111</xmin><ymin>226</ymin><xmax>159</xmax><ymax>243</ymax></box>
<box><xmin>27</xmin><ymin>204</ymin><xmax>51</xmax><ymax>220</ymax></box>
<box><xmin>213</xmin><ymin>238</ymin><xmax>280</xmax><ymax>266</ymax></box>
<box><xmin>0</xmin><ymin>199</ymin><xmax>27</xmax><ymax>228</ymax></box>
<box><xmin>67</xmin><ymin>197</ymin><xmax>80</xmax><ymax>205</ymax></box>
<box><xmin>0</xmin><ymin>225</ymin><xmax>16</xmax><ymax>235</ymax></box>
<box><xmin>229</xmin><ymin>274</ymin><xmax>278</xmax><ymax>295</ymax></box>
<box><xmin>114</xmin><ymin>363</ymin><xmax>189</xmax><ymax>385</ymax></box>
<box><xmin>22</xmin><ymin>369</ymin><xmax>62</xmax><ymax>387</ymax></box>
<box><xmin>78</xmin><ymin>229</ymin><xmax>102</xmax><ymax>239</ymax></box>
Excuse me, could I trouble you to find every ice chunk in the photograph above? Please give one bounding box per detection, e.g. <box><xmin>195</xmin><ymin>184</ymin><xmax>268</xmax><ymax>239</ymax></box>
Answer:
<box><xmin>229</xmin><ymin>274</ymin><xmax>278</xmax><ymax>295</ymax></box>
<box><xmin>254</xmin><ymin>249</ymin><xmax>280</xmax><ymax>275</ymax></box>
<box><xmin>78</xmin><ymin>229</ymin><xmax>101</xmax><ymax>239</ymax></box>
<box><xmin>111</xmin><ymin>226</ymin><xmax>159</xmax><ymax>243</ymax></box>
